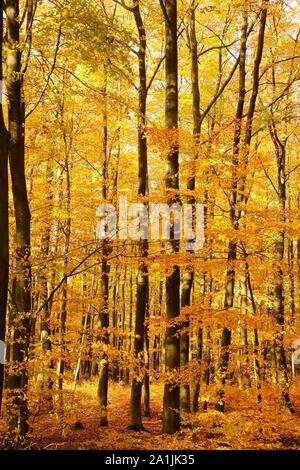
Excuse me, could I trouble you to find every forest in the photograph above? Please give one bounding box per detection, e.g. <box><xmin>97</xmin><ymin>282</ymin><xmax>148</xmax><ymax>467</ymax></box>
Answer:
<box><xmin>1</xmin><ymin>0</ymin><xmax>300</xmax><ymax>452</ymax></box>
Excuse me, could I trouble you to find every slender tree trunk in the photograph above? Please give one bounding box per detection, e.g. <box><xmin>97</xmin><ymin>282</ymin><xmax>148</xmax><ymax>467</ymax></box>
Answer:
<box><xmin>269</xmin><ymin>120</ymin><xmax>294</xmax><ymax>412</ymax></box>
<box><xmin>238</xmin><ymin>268</ymin><xmax>251</xmax><ymax>389</ymax></box>
<box><xmin>245</xmin><ymin>262</ymin><xmax>262</xmax><ymax>404</ymax></box>
<box><xmin>215</xmin><ymin>3</ymin><xmax>268</xmax><ymax>411</ymax></box>
<box><xmin>162</xmin><ymin>0</ymin><xmax>180</xmax><ymax>435</ymax></box>
<box><xmin>129</xmin><ymin>1</ymin><xmax>149</xmax><ymax>431</ymax></box>
<box><xmin>120</xmin><ymin>267</ymin><xmax>127</xmax><ymax>382</ymax></box>
<box><xmin>39</xmin><ymin>160</ymin><xmax>54</xmax><ymax>404</ymax></box>
<box><xmin>191</xmin><ymin>327</ymin><xmax>202</xmax><ymax>413</ymax></box>
<box><xmin>180</xmin><ymin>271</ymin><xmax>193</xmax><ymax>414</ymax></box>
<box><xmin>97</xmin><ymin>257</ymin><xmax>109</xmax><ymax>423</ymax></box>
<box><xmin>143</xmin><ymin>326</ymin><xmax>151</xmax><ymax>417</ymax></box>
<box><xmin>0</xmin><ymin>0</ymin><xmax>9</xmax><ymax>413</ymax></box>
<box><xmin>215</xmin><ymin>9</ymin><xmax>248</xmax><ymax>412</ymax></box>
<box><xmin>57</xmin><ymin>114</ymin><xmax>71</xmax><ymax>397</ymax></box>
<box><xmin>180</xmin><ymin>2</ymin><xmax>201</xmax><ymax>414</ymax></box>
<box><xmin>289</xmin><ymin>239</ymin><xmax>295</xmax><ymax>317</ymax></box>
<box><xmin>5</xmin><ymin>0</ymin><xmax>32</xmax><ymax>446</ymax></box>
<box><xmin>153</xmin><ymin>281</ymin><xmax>163</xmax><ymax>372</ymax></box>
<box><xmin>112</xmin><ymin>271</ymin><xmax>120</xmax><ymax>382</ymax></box>
<box><xmin>126</xmin><ymin>271</ymin><xmax>133</xmax><ymax>382</ymax></box>
<box><xmin>98</xmin><ymin>63</ymin><xmax>110</xmax><ymax>427</ymax></box>
<box><xmin>74</xmin><ymin>274</ymin><xmax>93</xmax><ymax>385</ymax></box>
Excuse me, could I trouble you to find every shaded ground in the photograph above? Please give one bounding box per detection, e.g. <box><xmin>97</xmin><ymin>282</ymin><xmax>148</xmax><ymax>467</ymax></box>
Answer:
<box><xmin>2</xmin><ymin>380</ymin><xmax>300</xmax><ymax>449</ymax></box>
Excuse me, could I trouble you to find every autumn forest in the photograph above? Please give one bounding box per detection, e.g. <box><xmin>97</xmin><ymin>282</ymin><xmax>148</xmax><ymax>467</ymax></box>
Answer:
<box><xmin>1</xmin><ymin>0</ymin><xmax>300</xmax><ymax>452</ymax></box>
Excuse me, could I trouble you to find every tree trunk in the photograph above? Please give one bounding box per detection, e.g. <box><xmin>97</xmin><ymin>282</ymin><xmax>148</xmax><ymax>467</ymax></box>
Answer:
<box><xmin>180</xmin><ymin>271</ymin><xmax>193</xmax><ymax>414</ymax></box>
<box><xmin>269</xmin><ymin>119</ymin><xmax>294</xmax><ymax>412</ymax></box>
<box><xmin>215</xmin><ymin>9</ymin><xmax>248</xmax><ymax>412</ymax></box>
<box><xmin>56</xmin><ymin>143</ymin><xmax>71</xmax><ymax>399</ymax></box>
<box><xmin>162</xmin><ymin>0</ymin><xmax>180</xmax><ymax>435</ymax></box>
<box><xmin>215</xmin><ymin>3</ymin><xmax>268</xmax><ymax>411</ymax></box>
<box><xmin>128</xmin><ymin>1</ymin><xmax>149</xmax><ymax>432</ymax></box>
<box><xmin>0</xmin><ymin>0</ymin><xmax>9</xmax><ymax>413</ymax></box>
<box><xmin>98</xmin><ymin>63</ymin><xmax>110</xmax><ymax>427</ymax></box>
<box><xmin>191</xmin><ymin>327</ymin><xmax>202</xmax><ymax>413</ymax></box>
<box><xmin>39</xmin><ymin>159</ymin><xmax>54</xmax><ymax>405</ymax></box>
<box><xmin>5</xmin><ymin>0</ymin><xmax>32</xmax><ymax>447</ymax></box>
<box><xmin>180</xmin><ymin>2</ymin><xmax>200</xmax><ymax>414</ymax></box>
<box><xmin>144</xmin><ymin>307</ymin><xmax>151</xmax><ymax>417</ymax></box>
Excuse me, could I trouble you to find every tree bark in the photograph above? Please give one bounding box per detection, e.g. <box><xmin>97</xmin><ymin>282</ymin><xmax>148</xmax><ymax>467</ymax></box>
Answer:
<box><xmin>38</xmin><ymin>159</ymin><xmax>54</xmax><ymax>405</ymax></box>
<box><xmin>5</xmin><ymin>0</ymin><xmax>32</xmax><ymax>446</ymax></box>
<box><xmin>0</xmin><ymin>0</ymin><xmax>9</xmax><ymax>414</ymax></box>
<box><xmin>269</xmin><ymin>119</ymin><xmax>294</xmax><ymax>412</ymax></box>
<box><xmin>98</xmin><ymin>63</ymin><xmax>110</xmax><ymax>427</ymax></box>
<box><xmin>215</xmin><ymin>2</ymin><xmax>268</xmax><ymax>411</ymax></box>
<box><xmin>56</xmin><ymin>115</ymin><xmax>71</xmax><ymax>398</ymax></box>
<box><xmin>180</xmin><ymin>1</ymin><xmax>200</xmax><ymax>414</ymax></box>
<box><xmin>161</xmin><ymin>0</ymin><xmax>181</xmax><ymax>435</ymax></box>
<box><xmin>215</xmin><ymin>8</ymin><xmax>248</xmax><ymax>412</ymax></box>
<box><xmin>127</xmin><ymin>0</ymin><xmax>149</xmax><ymax>431</ymax></box>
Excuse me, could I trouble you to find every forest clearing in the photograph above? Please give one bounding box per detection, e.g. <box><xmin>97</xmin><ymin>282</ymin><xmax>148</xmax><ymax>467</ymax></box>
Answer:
<box><xmin>2</xmin><ymin>0</ymin><xmax>300</xmax><ymax>454</ymax></box>
<box><xmin>2</xmin><ymin>380</ymin><xmax>300</xmax><ymax>450</ymax></box>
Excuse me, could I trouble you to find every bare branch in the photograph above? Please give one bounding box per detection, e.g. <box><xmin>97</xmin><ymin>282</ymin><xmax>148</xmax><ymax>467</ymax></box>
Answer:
<box><xmin>146</xmin><ymin>56</ymin><xmax>165</xmax><ymax>93</ymax></box>
<box><xmin>25</xmin><ymin>23</ymin><xmax>62</xmax><ymax>119</ymax></box>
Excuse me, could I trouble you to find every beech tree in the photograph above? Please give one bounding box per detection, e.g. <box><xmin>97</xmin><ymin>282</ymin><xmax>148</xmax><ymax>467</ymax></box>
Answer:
<box><xmin>160</xmin><ymin>0</ymin><xmax>181</xmax><ymax>435</ymax></box>
<box><xmin>128</xmin><ymin>0</ymin><xmax>149</xmax><ymax>431</ymax></box>
<box><xmin>5</xmin><ymin>0</ymin><xmax>34</xmax><ymax>446</ymax></box>
<box><xmin>215</xmin><ymin>0</ymin><xmax>269</xmax><ymax>412</ymax></box>
<box><xmin>0</xmin><ymin>0</ymin><xmax>9</xmax><ymax>414</ymax></box>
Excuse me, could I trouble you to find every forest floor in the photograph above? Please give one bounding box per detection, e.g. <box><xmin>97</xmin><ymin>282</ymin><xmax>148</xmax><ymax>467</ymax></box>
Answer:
<box><xmin>2</xmin><ymin>379</ymin><xmax>300</xmax><ymax>450</ymax></box>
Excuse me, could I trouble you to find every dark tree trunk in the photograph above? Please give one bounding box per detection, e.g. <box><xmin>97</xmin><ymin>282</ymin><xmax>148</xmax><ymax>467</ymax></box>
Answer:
<box><xmin>98</xmin><ymin>244</ymin><xmax>110</xmax><ymax>427</ymax></box>
<box><xmin>191</xmin><ymin>328</ymin><xmax>202</xmax><ymax>413</ymax></box>
<box><xmin>39</xmin><ymin>160</ymin><xmax>54</xmax><ymax>404</ymax></box>
<box><xmin>5</xmin><ymin>0</ymin><xmax>32</xmax><ymax>447</ymax></box>
<box><xmin>128</xmin><ymin>0</ymin><xmax>149</xmax><ymax>432</ymax></box>
<box><xmin>144</xmin><ymin>313</ymin><xmax>151</xmax><ymax>418</ymax></box>
<box><xmin>0</xmin><ymin>0</ymin><xmax>9</xmax><ymax>414</ymax></box>
<box><xmin>246</xmin><ymin>263</ymin><xmax>262</xmax><ymax>404</ymax></box>
<box><xmin>112</xmin><ymin>271</ymin><xmax>120</xmax><ymax>382</ymax></box>
<box><xmin>269</xmin><ymin>119</ymin><xmax>294</xmax><ymax>412</ymax></box>
<box><xmin>215</xmin><ymin>9</ymin><xmax>248</xmax><ymax>412</ymax></box>
<box><xmin>98</xmin><ymin>64</ymin><xmax>110</xmax><ymax>427</ymax></box>
<box><xmin>57</xmin><ymin>123</ymin><xmax>71</xmax><ymax>397</ymax></box>
<box><xmin>180</xmin><ymin>271</ymin><xmax>193</xmax><ymax>414</ymax></box>
<box><xmin>215</xmin><ymin>3</ymin><xmax>268</xmax><ymax>411</ymax></box>
<box><xmin>161</xmin><ymin>0</ymin><xmax>180</xmax><ymax>435</ymax></box>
